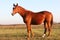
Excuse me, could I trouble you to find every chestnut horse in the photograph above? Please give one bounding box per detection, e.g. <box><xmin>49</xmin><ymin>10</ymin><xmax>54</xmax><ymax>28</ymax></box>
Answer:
<box><xmin>11</xmin><ymin>3</ymin><xmax>53</xmax><ymax>38</ymax></box>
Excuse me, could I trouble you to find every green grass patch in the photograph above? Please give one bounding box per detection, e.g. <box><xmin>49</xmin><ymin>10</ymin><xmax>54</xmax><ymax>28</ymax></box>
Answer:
<box><xmin>0</xmin><ymin>24</ymin><xmax>60</xmax><ymax>40</ymax></box>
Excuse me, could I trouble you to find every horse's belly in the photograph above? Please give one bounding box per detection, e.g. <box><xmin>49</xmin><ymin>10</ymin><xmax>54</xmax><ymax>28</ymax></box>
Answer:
<box><xmin>31</xmin><ymin>19</ymin><xmax>44</xmax><ymax>25</ymax></box>
<box><xmin>31</xmin><ymin>22</ymin><xmax>42</xmax><ymax>25</ymax></box>
<box><xmin>31</xmin><ymin>14</ymin><xmax>45</xmax><ymax>25</ymax></box>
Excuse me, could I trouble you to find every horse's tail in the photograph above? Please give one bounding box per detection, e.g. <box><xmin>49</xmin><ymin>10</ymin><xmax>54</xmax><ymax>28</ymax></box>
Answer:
<box><xmin>51</xmin><ymin>15</ymin><xmax>53</xmax><ymax>27</ymax></box>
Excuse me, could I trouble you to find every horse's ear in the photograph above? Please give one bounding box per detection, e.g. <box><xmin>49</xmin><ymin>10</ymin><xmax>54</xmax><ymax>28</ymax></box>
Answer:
<box><xmin>13</xmin><ymin>4</ymin><xmax>15</xmax><ymax>6</ymax></box>
<box><xmin>16</xmin><ymin>3</ymin><xmax>18</xmax><ymax>6</ymax></box>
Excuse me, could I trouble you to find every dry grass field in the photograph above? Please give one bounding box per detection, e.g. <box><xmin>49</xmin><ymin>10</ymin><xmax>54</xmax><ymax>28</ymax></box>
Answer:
<box><xmin>0</xmin><ymin>24</ymin><xmax>60</xmax><ymax>40</ymax></box>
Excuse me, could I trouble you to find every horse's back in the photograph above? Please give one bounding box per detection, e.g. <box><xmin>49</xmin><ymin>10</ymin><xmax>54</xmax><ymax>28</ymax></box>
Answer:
<box><xmin>31</xmin><ymin>11</ymin><xmax>53</xmax><ymax>25</ymax></box>
<box><xmin>37</xmin><ymin>11</ymin><xmax>52</xmax><ymax>15</ymax></box>
<box><xmin>38</xmin><ymin>11</ymin><xmax>53</xmax><ymax>20</ymax></box>
<box><xmin>39</xmin><ymin>11</ymin><xmax>53</xmax><ymax>21</ymax></box>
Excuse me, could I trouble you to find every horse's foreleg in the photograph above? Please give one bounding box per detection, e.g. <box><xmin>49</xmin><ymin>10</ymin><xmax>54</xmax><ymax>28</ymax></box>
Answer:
<box><xmin>26</xmin><ymin>24</ymin><xmax>34</xmax><ymax>38</ymax></box>
<box><xmin>26</xmin><ymin>24</ymin><xmax>31</xmax><ymax>38</ymax></box>
<box><xmin>31</xmin><ymin>29</ymin><xmax>34</xmax><ymax>37</ymax></box>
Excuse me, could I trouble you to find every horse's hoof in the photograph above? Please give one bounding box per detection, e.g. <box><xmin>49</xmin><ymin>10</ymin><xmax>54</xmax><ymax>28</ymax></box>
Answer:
<box><xmin>42</xmin><ymin>34</ymin><xmax>46</xmax><ymax>38</ymax></box>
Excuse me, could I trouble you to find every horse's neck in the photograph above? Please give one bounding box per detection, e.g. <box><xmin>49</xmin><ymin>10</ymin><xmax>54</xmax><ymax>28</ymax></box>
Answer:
<box><xmin>18</xmin><ymin>6</ymin><xmax>34</xmax><ymax>18</ymax></box>
<box><xmin>18</xmin><ymin>9</ymin><xmax>27</xmax><ymax>18</ymax></box>
<box><xmin>18</xmin><ymin>7</ymin><xmax>25</xmax><ymax>16</ymax></box>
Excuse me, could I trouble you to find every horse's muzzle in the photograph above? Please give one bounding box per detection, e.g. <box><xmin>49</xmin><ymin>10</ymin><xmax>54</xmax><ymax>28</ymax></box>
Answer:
<box><xmin>11</xmin><ymin>13</ymin><xmax>14</xmax><ymax>16</ymax></box>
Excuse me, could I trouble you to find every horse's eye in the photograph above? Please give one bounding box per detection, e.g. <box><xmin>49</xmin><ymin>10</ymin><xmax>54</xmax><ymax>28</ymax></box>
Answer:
<box><xmin>13</xmin><ymin>7</ymin><xmax>15</xmax><ymax>9</ymax></box>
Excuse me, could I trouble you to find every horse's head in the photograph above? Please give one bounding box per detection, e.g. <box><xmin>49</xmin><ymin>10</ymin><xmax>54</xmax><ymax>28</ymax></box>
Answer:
<box><xmin>11</xmin><ymin>3</ymin><xmax>19</xmax><ymax>16</ymax></box>
<box><xmin>11</xmin><ymin>3</ymin><xmax>26</xmax><ymax>16</ymax></box>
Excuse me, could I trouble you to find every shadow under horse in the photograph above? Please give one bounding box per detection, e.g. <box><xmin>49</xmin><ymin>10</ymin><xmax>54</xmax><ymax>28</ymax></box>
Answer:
<box><xmin>11</xmin><ymin>3</ymin><xmax>53</xmax><ymax>38</ymax></box>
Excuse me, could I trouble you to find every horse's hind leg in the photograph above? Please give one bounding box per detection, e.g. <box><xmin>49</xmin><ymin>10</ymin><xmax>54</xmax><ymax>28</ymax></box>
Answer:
<box><xmin>47</xmin><ymin>22</ymin><xmax>51</xmax><ymax>36</ymax></box>
<box><xmin>42</xmin><ymin>21</ymin><xmax>48</xmax><ymax>37</ymax></box>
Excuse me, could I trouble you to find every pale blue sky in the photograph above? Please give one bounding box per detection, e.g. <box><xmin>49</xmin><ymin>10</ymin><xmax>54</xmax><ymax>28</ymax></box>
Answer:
<box><xmin>0</xmin><ymin>0</ymin><xmax>60</xmax><ymax>24</ymax></box>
